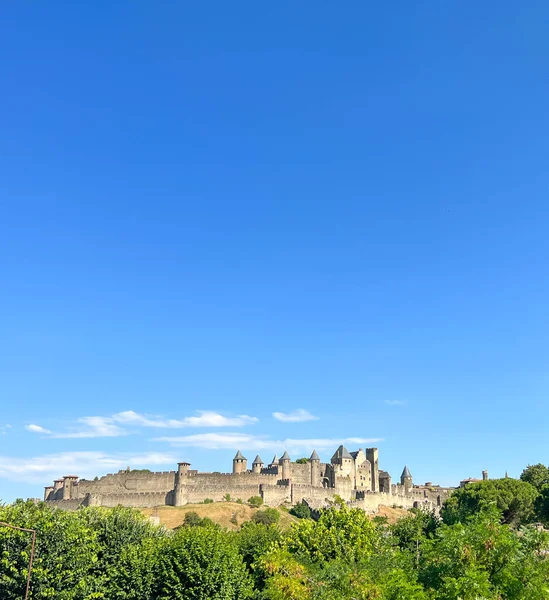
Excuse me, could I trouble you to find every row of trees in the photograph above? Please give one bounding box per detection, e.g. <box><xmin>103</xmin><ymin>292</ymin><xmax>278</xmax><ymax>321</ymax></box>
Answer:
<box><xmin>1</xmin><ymin>464</ymin><xmax>549</xmax><ymax>599</ymax></box>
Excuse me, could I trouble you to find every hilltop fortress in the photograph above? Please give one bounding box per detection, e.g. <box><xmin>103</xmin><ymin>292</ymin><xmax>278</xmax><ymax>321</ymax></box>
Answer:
<box><xmin>43</xmin><ymin>446</ymin><xmax>454</xmax><ymax>513</ymax></box>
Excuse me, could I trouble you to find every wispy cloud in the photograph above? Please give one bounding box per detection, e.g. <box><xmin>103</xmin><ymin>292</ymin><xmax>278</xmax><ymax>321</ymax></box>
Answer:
<box><xmin>0</xmin><ymin>424</ymin><xmax>12</xmax><ymax>435</ymax></box>
<box><xmin>154</xmin><ymin>432</ymin><xmax>383</xmax><ymax>452</ymax></box>
<box><xmin>0</xmin><ymin>451</ymin><xmax>177</xmax><ymax>484</ymax></box>
<box><xmin>26</xmin><ymin>424</ymin><xmax>52</xmax><ymax>434</ymax></box>
<box><xmin>113</xmin><ymin>410</ymin><xmax>258</xmax><ymax>428</ymax></box>
<box><xmin>272</xmin><ymin>409</ymin><xmax>319</xmax><ymax>423</ymax></box>
<box><xmin>25</xmin><ymin>411</ymin><xmax>259</xmax><ymax>440</ymax></box>
<box><xmin>384</xmin><ymin>400</ymin><xmax>406</xmax><ymax>406</ymax></box>
<box><xmin>51</xmin><ymin>417</ymin><xmax>128</xmax><ymax>439</ymax></box>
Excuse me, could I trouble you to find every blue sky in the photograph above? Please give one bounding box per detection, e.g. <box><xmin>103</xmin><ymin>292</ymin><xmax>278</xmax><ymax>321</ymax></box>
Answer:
<box><xmin>1</xmin><ymin>2</ymin><xmax>548</xmax><ymax>502</ymax></box>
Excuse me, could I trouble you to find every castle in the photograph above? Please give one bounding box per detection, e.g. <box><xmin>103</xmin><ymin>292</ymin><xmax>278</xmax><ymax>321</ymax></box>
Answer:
<box><xmin>43</xmin><ymin>446</ymin><xmax>452</xmax><ymax>513</ymax></box>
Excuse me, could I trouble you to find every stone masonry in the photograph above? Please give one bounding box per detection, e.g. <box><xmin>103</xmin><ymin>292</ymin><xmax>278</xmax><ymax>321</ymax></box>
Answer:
<box><xmin>43</xmin><ymin>446</ymin><xmax>454</xmax><ymax>513</ymax></box>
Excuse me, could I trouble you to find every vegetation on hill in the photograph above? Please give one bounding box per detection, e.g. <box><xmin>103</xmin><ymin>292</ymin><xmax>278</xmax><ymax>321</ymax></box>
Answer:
<box><xmin>1</xmin><ymin>464</ymin><xmax>549</xmax><ymax>599</ymax></box>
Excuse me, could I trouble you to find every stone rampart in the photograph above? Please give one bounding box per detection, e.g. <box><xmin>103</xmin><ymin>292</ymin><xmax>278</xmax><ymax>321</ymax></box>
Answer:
<box><xmin>291</xmin><ymin>484</ymin><xmax>338</xmax><ymax>508</ymax></box>
<box><xmin>77</xmin><ymin>471</ymin><xmax>175</xmax><ymax>498</ymax></box>
<box><xmin>260</xmin><ymin>483</ymin><xmax>291</xmax><ymax>506</ymax></box>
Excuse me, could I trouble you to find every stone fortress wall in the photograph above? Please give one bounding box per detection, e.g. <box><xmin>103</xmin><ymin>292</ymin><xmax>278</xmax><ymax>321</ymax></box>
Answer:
<box><xmin>43</xmin><ymin>446</ymin><xmax>456</xmax><ymax>514</ymax></box>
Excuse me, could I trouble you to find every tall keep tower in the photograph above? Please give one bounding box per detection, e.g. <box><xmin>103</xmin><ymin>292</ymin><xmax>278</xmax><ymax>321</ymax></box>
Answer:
<box><xmin>366</xmin><ymin>448</ymin><xmax>379</xmax><ymax>492</ymax></box>
<box><xmin>400</xmin><ymin>465</ymin><xmax>413</xmax><ymax>493</ymax></box>
<box><xmin>233</xmin><ymin>450</ymin><xmax>247</xmax><ymax>474</ymax></box>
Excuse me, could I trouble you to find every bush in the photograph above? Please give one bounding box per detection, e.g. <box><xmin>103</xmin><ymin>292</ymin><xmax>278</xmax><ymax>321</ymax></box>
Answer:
<box><xmin>289</xmin><ymin>501</ymin><xmax>311</xmax><ymax>519</ymax></box>
<box><xmin>202</xmin><ymin>498</ymin><xmax>214</xmax><ymax>504</ymax></box>
<box><xmin>252</xmin><ymin>508</ymin><xmax>280</xmax><ymax>526</ymax></box>
<box><xmin>248</xmin><ymin>496</ymin><xmax>263</xmax><ymax>507</ymax></box>
<box><xmin>184</xmin><ymin>511</ymin><xmax>203</xmax><ymax>527</ymax></box>
<box><xmin>223</xmin><ymin>493</ymin><xmax>232</xmax><ymax>502</ymax></box>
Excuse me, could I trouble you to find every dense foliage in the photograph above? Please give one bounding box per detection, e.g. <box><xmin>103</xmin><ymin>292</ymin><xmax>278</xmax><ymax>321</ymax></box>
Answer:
<box><xmin>2</xmin><ymin>466</ymin><xmax>549</xmax><ymax>599</ymax></box>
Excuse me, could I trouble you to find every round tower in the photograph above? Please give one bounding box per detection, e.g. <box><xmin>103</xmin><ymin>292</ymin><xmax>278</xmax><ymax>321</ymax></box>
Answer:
<box><xmin>482</xmin><ymin>470</ymin><xmax>488</xmax><ymax>481</ymax></box>
<box><xmin>400</xmin><ymin>465</ymin><xmax>413</xmax><ymax>494</ymax></box>
<box><xmin>174</xmin><ymin>461</ymin><xmax>190</xmax><ymax>506</ymax></box>
<box><xmin>309</xmin><ymin>449</ymin><xmax>320</xmax><ymax>486</ymax></box>
<box><xmin>280</xmin><ymin>450</ymin><xmax>291</xmax><ymax>480</ymax></box>
<box><xmin>252</xmin><ymin>455</ymin><xmax>264</xmax><ymax>474</ymax></box>
<box><xmin>233</xmin><ymin>450</ymin><xmax>247</xmax><ymax>474</ymax></box>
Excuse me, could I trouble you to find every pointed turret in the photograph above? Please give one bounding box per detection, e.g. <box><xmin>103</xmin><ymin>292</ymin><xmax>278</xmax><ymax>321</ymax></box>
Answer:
<box><xmin>233</xmin><ymin>450</ymin><xmax>247</xmax><ymax>474</ymax></box>
<box><xmin>270</xmin><ymin>454</ymin><xmax>279</xmax><ymax>466</ymax></box>
<box><xmin>400</xmin><ymin>465</ymin><xmax>413</xmax><ymax>493</ymax></box>
<box><xmin>252</xmin><ymin>454</ymin><xmax>264</xmax><ymax>474</ymax></box>
<box><xmin>280</xmin><ymin>450</ymin><xmax>291</xmax><ymax>479</ymax></box>
<box><xmin>309</xmin><ymin>449</ymin><xmax>320</xmax><ymax>486</ymax></box>
<box><xmin>401</xmin><ymin>466</ymin><xmax>412</xmax><ymax>479</ymax></box>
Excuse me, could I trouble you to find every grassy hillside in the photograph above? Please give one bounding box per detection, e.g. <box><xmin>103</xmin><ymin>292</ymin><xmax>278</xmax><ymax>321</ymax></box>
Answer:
<box><xmin>140</xmin><ymin>502</ymin><xmax>298</xmax><ymax>530</ymax></box>
<box><xmin>140</xmin><ymin>502</ymin><xmax>408</xmax><ymax>530</ymax></box>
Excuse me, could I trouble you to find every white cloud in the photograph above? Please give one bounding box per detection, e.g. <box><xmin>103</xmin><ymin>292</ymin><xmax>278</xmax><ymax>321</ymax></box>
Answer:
<box><xmin>51</xmin><ymin>416</ymin><xmax>127</xmax><ymax>439</ymax></box>
<box><xmin>0</xmin><ymin>451</ymin><xmax>177</xmax><ymax>484</ymax></box>
<box><xmin>384</xmin><ymin>400</ymin><xmax>406</xmax><ymax>406</ymax></box>
<box><xmin>26</xmin><ymin>424</ymin><xmax>52</xmax><ymax>434</ymax></box>
<box><xmin>153</xmin><ymin>433</ymin><xmax>383</xmax><ymax>452</ymax></box>
<box><xmin>0</xmin><ymin>424</ymin><xmax>12</xmax><ymax>435</ymax></box>
<box><xmin>272</xmin><ymin>409</ymin><xmax>319</xmax><ymax>423</ymax></box>
<box><xmin>113</xmin><ymin>410</ymin><xmax>258</xmax><ymax>428</ymax></box>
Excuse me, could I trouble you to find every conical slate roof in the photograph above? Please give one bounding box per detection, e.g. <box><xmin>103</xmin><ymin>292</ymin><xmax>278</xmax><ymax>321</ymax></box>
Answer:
<box><xmin>280</xmin><ymin>450</ymin><xmax>291</xmax><ymax>461</ymax></box>
<box><xmin>310</xmin><ymin>450</ymin><xmax>320</xmax><ymax>461</ymax></box>
<box><xmin>234</xmin><ymin>450</ymin><xmax>246</xmax><ymax>461</ymax></box>
<box><xmin>271</xmin><ymin>454</ymin><xmax>278</xmax><ymax>465</ymax></box>
<box><xmin>331</xmin><ymin>445</ymin><xmax>353</xmax><ymax>462</ymax></box>
<box><xmin>252</xmin><ymin>455</ymin><xmax>264</xmax><ymax>465</ymax></box>
<box><xmin>401</xmin><ymin>466</ymin><xmax>412</xmax><ymax>478</ymax></box>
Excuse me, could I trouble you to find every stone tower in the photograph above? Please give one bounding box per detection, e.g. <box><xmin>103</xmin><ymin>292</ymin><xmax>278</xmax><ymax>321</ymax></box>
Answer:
<box><xmin>366</xmin><ymin>448</ymin><xmax>379</xmax><ymax>492</ymax></box>
<box><xmin>482</xmin><ymin>470</ymin><xmax>488</xmax><ymax>481</ymax></box>
<box><xmin>309</xmin><ymin>449</ymin><xmax>320</xmax><ymax>486</ymax></box>
<box><xmin>252</xmin><ymin>455</ymin><xmax>264</xmax><ymax>474</ymax></box>
<box><xmin>400</xmin><ymin>465</ymin><xmax>413</xmax><ymax>494</ymax></box>
<box><xmin>174</xmin><ymin>461</ymin><xmax>190</xmax><ymax>506</ymax></box>
<box><xmin>280</xmin><ymin>450</ymin><xmax>291</xmax><ymax>480</ymax></box>
<box><xmin>233</xmin><ymin>450</ymin><xmax>247</xmax><ymax>474</ymax></box>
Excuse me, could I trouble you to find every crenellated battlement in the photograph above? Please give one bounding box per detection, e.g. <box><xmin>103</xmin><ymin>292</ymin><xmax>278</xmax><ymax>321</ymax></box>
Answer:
<box><xmin>43</xmin><ymin>445</ymin><xmax>458</xmax><ymax>512</ymax></box>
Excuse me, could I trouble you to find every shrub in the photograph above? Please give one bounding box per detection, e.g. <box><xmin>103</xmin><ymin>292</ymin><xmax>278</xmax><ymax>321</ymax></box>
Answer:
<box><xmin>224</xmin><ymin>493</ymin><xmax>232</xmax><ymax>502</ymax></box>
<box><xmin>252</xmin><ymin>508</ymin><xmax>280</xmax><ymax>526</ymax></box>
<box><xmin>202</xmin><ymin>498</ymin><xmax>214</xmax><ymax>504</ymax></box>
<box><xmin>248</xmin><ymin>496</ymin><xmax>263</xmax><ymax>507</ymax></box>
<box><xmin>289</xmin><ymin>501</ymin><xmax>311</xmax><ymax>519</ymax></box>
<box><xmin>184</xmin><ymin>511</ymin><xmax>203</xmax><ymax>527</ymax></box>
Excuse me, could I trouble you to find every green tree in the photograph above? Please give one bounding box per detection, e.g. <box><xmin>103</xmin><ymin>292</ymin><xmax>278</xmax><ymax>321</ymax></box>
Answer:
<box><xmin>157</xmin><ymin>526</ymin><xmax>254</xmax><ymax>599</ymax></box>
<box><xmin>521</xmin><ymin>463</ymin><xmax>549</xmax><ymax>492</ymax></box>
<box><xmin>419</xmin><ymin>509</ymin><xmax>549</xmax><ymax>599</ymax></box>
<box><xmin>441</xmin><ymin>478</ymin><xmax>539</xmax><ymax>526</ymax></box>
<box><xmin>248</xmin><ymin>495</ymin><xmax>263</xmax><ymax>507</ymax></box>
<box><xmin>282</xmin><ymin>505</ymin><xmax>379</xmax><ymax>564</ymax></box>
<box><xmin>0</xmin><ymin>500</ymin><xmax>100</xmax><ymax>600</ymax></box>
<box><xmin>390</xmin><ymin>507</ymin><xmax>440</xmax><ymax>566</ymax></box>
<box><xmin>295</xmin><ymin>458</ymin><xmax>309</xmax><ymax>464</ymax></box>
<box><xmin>236</xmin><ymin>521</ymin><xmax>281</xmax><ymax>588</ymax></box>
<box><xmin>79</xmin><ymin>505</ymin><xmax>166</xmax><ymax>593</ymax></box>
